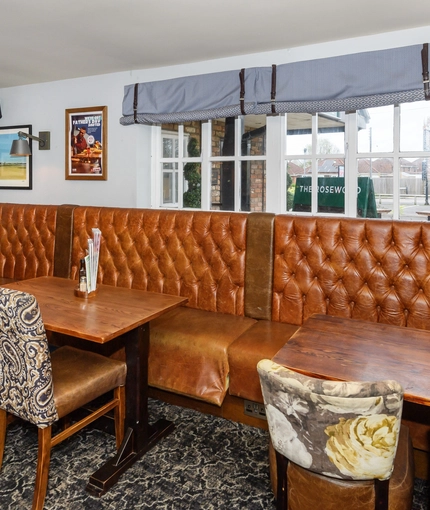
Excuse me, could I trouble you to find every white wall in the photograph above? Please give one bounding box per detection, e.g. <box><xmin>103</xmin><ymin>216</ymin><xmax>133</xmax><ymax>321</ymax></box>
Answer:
<box><xmin>0</xmin><ymin>25</ymin><xmax>428</xmax><ymax>207</ymax></box>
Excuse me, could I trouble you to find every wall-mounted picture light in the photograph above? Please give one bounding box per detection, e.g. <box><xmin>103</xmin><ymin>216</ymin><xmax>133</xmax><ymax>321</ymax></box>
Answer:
<box><xmin>10</xmin><ymin>131</ymin><xmax>51</xmax><ymax>156</ymax></box>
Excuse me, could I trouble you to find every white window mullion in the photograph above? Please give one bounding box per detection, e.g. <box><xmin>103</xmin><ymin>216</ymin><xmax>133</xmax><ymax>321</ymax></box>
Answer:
<box><xmin>267</xmin><ymin>115</ymin><xmax>285</xmax><ymax>213</ymax></box>
<box><xmin>345</xmin><ymin>112</ymin><xmax>357</xmax><ymax>217</ymax></box>
<box><xmin>392</xmin><ymin>106</ymin><xmax>401</xmax><ymax>219</ymax></box>
<box><xmin>177</xmin><ymin>125</ymin><xmax>184</xmax><ymax>208</ymax></box>
<box><xmin>235</xmin><ymin>118</ymin><xmax>242</xmax><ymax>211</ymax></box>
<box><xmin>151</xmin><ymin>125</ymin><xmax>161</xmax><ymax>208</ymax></box>
<box><xmin>200</xmin><ymin>121</ymin><xmax>211</xmax><ymax>210</ymax></box>
<box><xmin>311</xmin><ymin>114</ymin><xmax>318</xmax><ymax>214</ymax></box>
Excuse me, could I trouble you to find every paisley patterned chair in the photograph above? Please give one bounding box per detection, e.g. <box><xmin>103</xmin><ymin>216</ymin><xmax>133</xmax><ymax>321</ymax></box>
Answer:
<box><xmin>0</xmin><ymin>288</ymin><xmax>127</xmax><ymax>510</ymax></box>
<box><xmin>257</xmin><ymin>359</ymin><xmax>414</xmax><ymax>510</ymax></box>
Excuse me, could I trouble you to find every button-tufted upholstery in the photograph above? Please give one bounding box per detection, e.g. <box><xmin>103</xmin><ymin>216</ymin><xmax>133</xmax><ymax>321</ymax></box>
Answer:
<box><xmin>69</xmin><ymin>206</ymin><xmax>256</xmax><ymax>405</ymax></box>
<box><xmin>3</xmin><ymin>201</ymin><xmax>430</xmax><ymax>454</ymax></box>
<box><xmin>272</xmin><ymin>215</ymin><xmax>430</xmax><ymax>328</ymax></box>
<box><xmin>229</xmin><ymin>215</ymin><xmax>430</xmax><ymax>411</ymax></box>
<box><xmin>70</xmin><ymin>207</ymin><xmax>247</xmax><ymax>314</ymax></box>
<box><xmin>0</xmin><ymin>203</ymin><xmax>58</xmax><ymax>281</ymax></box>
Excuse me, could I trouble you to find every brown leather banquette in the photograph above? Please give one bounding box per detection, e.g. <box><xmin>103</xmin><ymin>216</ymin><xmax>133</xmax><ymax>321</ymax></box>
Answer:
<box><xmin>229</xmin><ymin>215</ymin><xmax>430</xmax><ymax>404</ymax></box>
<box><xmin>2</xmin><ymin>203</ymin><xmax>430</xmax><ymax>470</ymax></box>
<box><xmin>68</xmin><ymin>206</ymin><xmax>259</xmax><ymax>406</ymax></box>
<box><xmin>228</xmin><ymin>214</ymin><xmax>430</xmax><ymax>470</ymax></box>
<box><xmin>0</xmin><ymin>203</ymin><xmax>74</xmax><ymax>284</ymax></box>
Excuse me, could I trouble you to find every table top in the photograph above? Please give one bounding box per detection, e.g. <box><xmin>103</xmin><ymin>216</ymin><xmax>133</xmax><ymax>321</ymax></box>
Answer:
<box><xmin>272</xmin><ymin>314</ymin><xmax>430</xmax><ymax>406</ymax></box>
<box><xmin>2</xmin><ymin>276</ymin><xmax>187</xmax><ymax>344</ymax></box>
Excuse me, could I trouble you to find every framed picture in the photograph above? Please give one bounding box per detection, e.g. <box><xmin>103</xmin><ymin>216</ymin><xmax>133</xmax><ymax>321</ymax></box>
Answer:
<box><xmin>65</xmin><ymin>106</ymin><xmax>107</xmax><ymax>180</ymax></box>
<box><xmin>0</xmin><ymin>125</ymin><xmax>32</xmax><ymax>189</ymax></box>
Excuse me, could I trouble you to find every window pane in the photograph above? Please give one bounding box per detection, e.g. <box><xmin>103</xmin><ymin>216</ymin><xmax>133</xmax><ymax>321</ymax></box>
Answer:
<box><xmin>163</xmin><ymin>172</ymin><xmax>174</xmax><ymax>203</ymax></box>
<box><xmin>162</xmin><ymin>135</ymin><xmax>178</xmax><ymax>158</ymax></box>
<box><xmin>183</xmin><ymin>121</ymin><xmax>202</xmax><ymax>157</ymax></box>
<box><xmin>183</xmin><ymin>162</ymin><xmax>201</xmax><ymax>208</ymax></box>
<box><xmin>212</xmin><ymin>118</ymin><xmax>235</xmax><ymax>157</ymax></box>
<box><xmin>357</xmin><ymin>106</ymin><xmax>393</xmax><ymax>153</ymax></box>
<box><xmin>317</xmin><ymin>159</ymin><xmax>345</xmax><ymax>214</ymax></box>
<box><xmin>288</xmin><ymin>160</ymin><xmax>312</xmax><ymax>212</ymax></box>
<box><xmin>211</xmin><ymin>162</ymin><xmax>222</xmax><ymax>210</ymax></box>
<box><xmin>241</xmin><ymin>161</ymin><xmax>266</xmax><ymax>212</ymax></box>
<box><xmin>286</xmin><ymin>113</ymin><xmax>312</xmax><ymax>155</ymax></box>
<box><xmin>398</xmin><ymin>158</ymin><xmax>430</xmax><ymax>221</ymax></box>
<box><xmin>162</xmin><ymin>163</ymin><xmax>178</xmax><ymax>205</ymax></box>
<box><xmin>241</xmin><ymin>115</ymin><xmax>266</xmax><ymax>156</ymax></box>
<box><xmin>286</xmin><ymin>162</ymin><xmax>295</xmax><ymax>212</ymax></box>
<box><xmin>399</xmin><ymin>180</ymin><xmax>429</xmax><ymax>220</ymax></box>
<box><xmin>215</xmin><ymin>161</ymin><xmax>235</xmax><ymax>210</ymax></box>
<box><xmin>211</xmin><ymin>161</ymin><xmax>235</xmax><ymax>211</ymax></box>
<box><xmin>317</xmin><ymin>113</ymin><xmax>344</xmax><ymax>154</ymax></box>
<box><xmin>400</xmin><ymin>101</ymin><xmax>430</xmax><ymax>152</ymax></box>
<box><xmin>359</xmin><ymin>158</ymin><xmax>393</xmax><ymax>219</ymax></box>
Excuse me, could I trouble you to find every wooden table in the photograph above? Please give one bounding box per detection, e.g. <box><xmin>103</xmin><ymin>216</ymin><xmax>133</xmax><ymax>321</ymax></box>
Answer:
<box><xmin>2</xmin><ymin>276</ymin><xmax>187</xmax><ymax>496</ymax></box>
<box><xmin>272</xmin><ymin>314</ymin><xmax>430</xmax><ymax>407</ymax></box>
<box><xmin>376</xmin><ymin>208</ymin><xmax>391</xmax><ymax>218</ymax></box>
<box><xmin>416</xmin><ymin>211</ymin><xmax>430</xmax><ymax>221</ymax></box>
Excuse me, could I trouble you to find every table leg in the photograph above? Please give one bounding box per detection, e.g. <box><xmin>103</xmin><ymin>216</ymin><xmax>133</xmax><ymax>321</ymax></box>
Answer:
<box><xmin>86</xmin><ymin>323</ymin><xmax>175</xmax><ymax>497</ymax></box>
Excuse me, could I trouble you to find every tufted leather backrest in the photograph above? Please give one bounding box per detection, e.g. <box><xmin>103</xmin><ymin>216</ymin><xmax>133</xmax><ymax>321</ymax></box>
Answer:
<box><xmin>70</xmin><ymin>207</ymin><xmax>248</xmax><ymax>315</ymax></box>
<box><xmin>273</xmin><ymin>215</ymin><xmax>430</xmax><ymax>329</ymax></box>
<box><xmin>0</xmin><ymin>203</ymin><xmax>58</xmax><ymax>281</ymax></box>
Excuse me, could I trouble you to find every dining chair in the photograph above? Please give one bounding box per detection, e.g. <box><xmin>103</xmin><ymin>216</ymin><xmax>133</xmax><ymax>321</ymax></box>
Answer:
<box><xmin>0</xmin><ymin>287</ymin><xmax>127</xmax><ymax>510</ymax></box>
<box><xmin>257</xmin><ymin>359</ymin><xmax>414</xmax><ymax>510</ymax></box>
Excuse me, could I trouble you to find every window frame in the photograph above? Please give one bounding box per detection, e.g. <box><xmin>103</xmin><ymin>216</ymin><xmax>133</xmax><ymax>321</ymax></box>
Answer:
<box><xmin>151</xmin><ymin>103</ymin><xmax>430</xmax><ymax>218</ymax></box>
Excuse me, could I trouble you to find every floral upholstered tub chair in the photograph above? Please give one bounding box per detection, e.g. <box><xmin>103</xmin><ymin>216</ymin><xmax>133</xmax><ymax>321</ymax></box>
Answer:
<box><xmin>257</xmin><ymin>359</ymin><xmax>414</xmax><ymax>510</ymax></box>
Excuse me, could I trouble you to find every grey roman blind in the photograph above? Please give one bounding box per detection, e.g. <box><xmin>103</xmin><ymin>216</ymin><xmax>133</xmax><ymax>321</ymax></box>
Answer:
<box><xmin>120</xmin><ymin>43</ymin><xmax>429</xmax><ymax>126</ymax></box>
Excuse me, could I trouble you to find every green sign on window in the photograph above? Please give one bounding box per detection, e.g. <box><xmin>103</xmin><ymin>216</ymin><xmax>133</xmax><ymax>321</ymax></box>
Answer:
<box><xmin>292</xmin><ymin>177</ymin><xmax>377</xmax><ymax>218</ymax></box>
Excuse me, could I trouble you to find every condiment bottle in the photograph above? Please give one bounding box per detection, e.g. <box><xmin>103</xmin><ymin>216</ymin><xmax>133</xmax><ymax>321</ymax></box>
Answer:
<box><xmin>79</xmin><ymin>258</ymin><xmax>87</xmax><ymax>292</ymax></box>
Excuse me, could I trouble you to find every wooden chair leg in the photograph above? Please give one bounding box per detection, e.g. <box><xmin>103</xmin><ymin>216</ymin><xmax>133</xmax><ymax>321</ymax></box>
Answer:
<box><xmin>275</xmin><ymin>450</ymin><xmax>289</xmax><ymax>510</ymax></box>
<box><xmin>33</xmin><ymin>426</ymin><xmax>52</xmax><ymax>510</ymax></box>
<box><xmin>114</xmin><ymin>386</ymin><xmax>126</xmax><ymax>449</ymax></box>
<box><xmin>374</xmin><ymin>478</ymin><xmax>389</xmax><ymax>510</ymax></box>
<box><xmin>0</xmin><ymin>409</ymin><xmax>7</xmax><ymax>469</ymax></box>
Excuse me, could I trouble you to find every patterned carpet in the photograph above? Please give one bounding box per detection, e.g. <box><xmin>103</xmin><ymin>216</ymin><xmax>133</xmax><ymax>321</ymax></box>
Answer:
<box><xmin>0</xmin><ymin>398</ymin><xmax>428</xmax><ymax>509</ymax></box>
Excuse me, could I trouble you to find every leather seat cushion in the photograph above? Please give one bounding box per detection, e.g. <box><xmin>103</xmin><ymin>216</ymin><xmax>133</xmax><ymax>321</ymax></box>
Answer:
<box><xmin>149</xmin><ymin>307</ymin><xmax>256</xmax><ymax>406</ymax></box>
<box><xmin>269</xmin><ymin>424</ymin><xmax>414</xmax><ymax>510</ymax></box>
<box><xmin>51</xmin><ymin>346</ymin><xmax>127</xmax><ymax>418</ymax></box>
<box><xmin>228</xmin><ymin>320</ymin><xmax>299</xmax><ymax>402</ymax></box>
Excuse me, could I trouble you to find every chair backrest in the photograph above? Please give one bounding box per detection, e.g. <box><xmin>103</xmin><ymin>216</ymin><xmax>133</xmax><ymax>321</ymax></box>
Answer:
<box><xmin>0</xmin><ymin>288</ymin><xmax>58</xmax><ymax>427</ymax></box>
<box><xmin>257</xmin><ymin>359</ymin><xmax>403</xmax><ymax>481</ymax></box>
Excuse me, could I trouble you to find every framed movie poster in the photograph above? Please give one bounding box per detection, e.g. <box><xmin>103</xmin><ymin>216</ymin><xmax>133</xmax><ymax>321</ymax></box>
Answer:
<box><xmin>0</xmin><ymin>125</ymin><xmax>32</xmax><ymax>189</ymax></box>
<box><xmin>65</xmin><ymin>106</ymin><xmax>107</xmax><ymax>180</ymax></box>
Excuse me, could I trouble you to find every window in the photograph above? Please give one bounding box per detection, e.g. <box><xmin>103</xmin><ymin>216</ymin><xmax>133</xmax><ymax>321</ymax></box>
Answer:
<box><xmin>158</xmin><ymin>123</ymin><xmax>202</xmax><ymax>208</ymax></box>
<box><xmin>355</xmin><ymin>102</ymin><xmax>430</xmax><ymax>220</ymax></box>
<box><xmin>152</xmin><ymin>101</ymin><xmax>430</xmax><ymax>219</ymax></box>
<box><xmin>286</xmin><ymin>112</ymin><xmax>346</xmax><ymax>215</ymax></box>
<box><xmin>285</xmin><ymin>102</ymin><xmax>430</xmax><ymax>220</ymax></box>
<box><xmin>154</xmin><ymin>116</ymin><xmax>267</xmax><ymax>212</ymax></box>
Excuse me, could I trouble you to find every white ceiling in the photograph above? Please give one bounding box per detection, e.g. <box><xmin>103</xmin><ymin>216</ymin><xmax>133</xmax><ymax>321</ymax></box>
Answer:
<box><xmin>1</xmin><ymin>0</ymin><xmax>430</xmax><ymax>89</ymax></box>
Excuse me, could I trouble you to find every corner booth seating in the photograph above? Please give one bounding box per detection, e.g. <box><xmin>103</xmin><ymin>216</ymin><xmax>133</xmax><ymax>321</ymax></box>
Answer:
<box><xmin>0</xmin><ymin>203</ymin><xmax>74</xmax><ymax>284</ymax></box>
<box><xmin>2</xmin><ymin>202</ymin><xmax>430</xmax><ymax>476</ymax></box>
